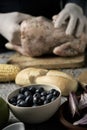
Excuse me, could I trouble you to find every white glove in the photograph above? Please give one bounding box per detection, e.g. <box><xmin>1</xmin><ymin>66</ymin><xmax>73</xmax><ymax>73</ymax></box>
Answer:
<box><xmin>53</xmin><ymin>3</ymin><xmax>87</xmax><ymax>37</ymax></box>
<box><xmin>0</xmin><ymin>12</ymin><xmax>31</xmax><ymax>45</ymax></box>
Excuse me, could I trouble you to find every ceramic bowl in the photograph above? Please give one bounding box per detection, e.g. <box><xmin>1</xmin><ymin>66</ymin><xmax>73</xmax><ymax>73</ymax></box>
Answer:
<box><xmin>7</xmin><ymin>84</ymin><xmax>61</xmax><ymax>124</ymax></box>
<box><xmin>2</xmin><ymin>122</ymin><xmax>25</xmax><ymax>130</ymax></box>
<box><xmin>58</xmin><ymin>101</ymin><xmax>87</xmax><ymax>130</ymax></box>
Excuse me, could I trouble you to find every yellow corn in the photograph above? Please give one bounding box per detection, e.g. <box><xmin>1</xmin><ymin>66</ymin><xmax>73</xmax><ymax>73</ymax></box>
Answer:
<box><xmin>0</xmin><ymin>64</ymin><xmax>21</xmax><ymax>82</ymax></box>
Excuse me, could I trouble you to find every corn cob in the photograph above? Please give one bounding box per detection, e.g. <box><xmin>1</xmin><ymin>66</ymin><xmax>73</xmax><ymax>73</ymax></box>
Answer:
<box><xmin>0</xmin><ymin>64</ymin><xmax>21</xmax><ymax>82</ymax></box>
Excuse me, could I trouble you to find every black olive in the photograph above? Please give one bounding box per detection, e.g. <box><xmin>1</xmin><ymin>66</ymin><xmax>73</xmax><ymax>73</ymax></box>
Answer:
<box><xmin>53</xmin><ymin>90</ymin><xmax>60</xmax><ymax>97</ymax></box>
<box><xmin>9</xmin><ymin>96</ymin><xmax>17</xmax><ymax>104</ymax></box>
<box><xmin>44</xmin><ymin>99</ymin><xmax>50</xmax><ymax>105</ymax></box>
<box><xmin>25</xmin><ymin>95</ymin><xmax>33</xmax><ymax>106</ymax></box>
<box><xmin>28</xmin><ymin>86</ymin><xmax>36</xmax><ymax>94</ymax></box>
<box><xmin>46</xmin><ymin>94</ymin><xmax>53</xmax><ymax>101</ymax></box>
<box><xmin>17</xmin><ymin>100</ymin><xmax>27</xmax><ymax>107</ymax></box>
<box><xmin>17</xmin><ymin>94</ymin><xmax>26</xmax><ymax>100</ymax></box>
<box><xmin>17</xmin><ymin>99</ymin><xmax>23</xmax><ymax>105</ymax></box>
<box><xmin>35</xmin><ymin>87</ymin><xmax>44</xmax><ymax>93</ymax></box>
<box><xmin>19</xmin><ymin>87</ymin><xmax>28</xmax><ymax>94</ymax></box>
<box><xmin>24</xmin><ymin>91</ymin><xmax>31</xmax><ymax>97</ymax></box>
<box><xmin>41</xmin><ymin>96</ymin><xmax>46</xmax><ymax>102</ymax></box>
<box><xmin>41</xmin><ymin>91</ymin><xmax>47</xmax><ymax>96</ymax></box>
<box><xmin>49</xmin><ymin>89</ymin><xmax>56</xmax><ymax>94</ymax></box>
<box><xmin>51</xmin><ymin>96</ymin><xmax>57</xmax><ymax>102</ymax></box>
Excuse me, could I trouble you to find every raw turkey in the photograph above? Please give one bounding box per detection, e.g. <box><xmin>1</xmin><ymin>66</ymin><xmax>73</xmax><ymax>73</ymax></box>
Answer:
<box><xmin>5</xmin><ymin>16</ymin><xmax>87</xmax><ymax>57</ymax></box>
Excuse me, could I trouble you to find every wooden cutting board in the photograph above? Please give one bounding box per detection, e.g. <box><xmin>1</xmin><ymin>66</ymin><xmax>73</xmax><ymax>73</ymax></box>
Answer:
<box><xmin>7</xmin><ymin>53</ymin><xmax>85</xmax><ymax>69</ymax></box>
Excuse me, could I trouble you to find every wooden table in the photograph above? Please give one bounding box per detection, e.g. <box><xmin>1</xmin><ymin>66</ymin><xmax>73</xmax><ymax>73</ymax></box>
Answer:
<box><xmin>0</xmin><ymin>51</ymin><xmax>87</xmax><ymax>130</ymax></box>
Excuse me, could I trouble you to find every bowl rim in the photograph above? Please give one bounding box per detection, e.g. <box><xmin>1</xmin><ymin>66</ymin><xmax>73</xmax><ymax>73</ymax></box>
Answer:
<box><xmin>2</xmin><ymin>122</ymin><xmax>25</xmax><ymax>130</ymax></box>
<box><xmin>6</xmin><ymin>84</ymin><xmax>61</xmax><ymax>109</ymax></box>
<box><xmin>58</xmin><ymin>101</ymin><xmax>87</xmax><ymax>130</ymax></box>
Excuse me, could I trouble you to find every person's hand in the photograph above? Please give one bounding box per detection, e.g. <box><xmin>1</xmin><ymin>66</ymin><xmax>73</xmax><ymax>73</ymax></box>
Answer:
<box><xmin>52</xmin><ymin>3</ymin><xmax>87</xmax><ymax>37</ymax></box>
<box><xmin>0</xmin><ymin>12</ymin><xmax>32</xmax><ymax>45</ymax></box>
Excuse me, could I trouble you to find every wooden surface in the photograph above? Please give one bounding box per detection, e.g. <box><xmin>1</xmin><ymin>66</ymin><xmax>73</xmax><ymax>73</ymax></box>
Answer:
<box><xmin>7</xmin><ymin>53</ymin><xmax>85</xmax><ymax>69</ymax></box>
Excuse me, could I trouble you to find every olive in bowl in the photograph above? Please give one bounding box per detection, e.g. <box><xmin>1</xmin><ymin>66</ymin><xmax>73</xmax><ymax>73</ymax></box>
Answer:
<box><xmin>7</xmin><ymin>84</ymin><xmax>61</xmax><ymax>124</ymax></box>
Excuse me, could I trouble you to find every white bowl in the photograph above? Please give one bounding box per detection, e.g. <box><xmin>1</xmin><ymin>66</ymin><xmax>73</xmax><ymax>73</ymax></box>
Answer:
<box><xmin>2</xmin><ymin>122</ymin><xmax>25</xmax><ymax>130</ymax></box>
<box><xmin>7</xmin><ymin>84</ymin><xmax>61</xmax><ymax>124</ymax></box>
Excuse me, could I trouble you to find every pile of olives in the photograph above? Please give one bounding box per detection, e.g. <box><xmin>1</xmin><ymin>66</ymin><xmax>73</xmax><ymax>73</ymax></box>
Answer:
<box><xmin>9</xmin><ymin>85</ymin><xmax>60</xmax><ymax>107</ymax></box>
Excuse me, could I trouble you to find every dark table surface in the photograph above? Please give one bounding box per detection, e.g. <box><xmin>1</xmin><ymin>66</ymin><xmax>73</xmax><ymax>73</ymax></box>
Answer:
<box><xmin>8</xmin><ymin>109</ymin><xmax>66</xmax><ymax>130</ymax></box>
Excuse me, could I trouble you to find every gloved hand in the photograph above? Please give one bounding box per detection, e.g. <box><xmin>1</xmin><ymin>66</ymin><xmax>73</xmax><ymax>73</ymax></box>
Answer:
<box><xmin>0</xmin><ymin>12</ymin><xmax>32</xmax><ymax>45</ymax></box>
<box><xmin>52</xmin><ymin>3</ymin><xmax>87</xmax><ymax>37</ymax></box>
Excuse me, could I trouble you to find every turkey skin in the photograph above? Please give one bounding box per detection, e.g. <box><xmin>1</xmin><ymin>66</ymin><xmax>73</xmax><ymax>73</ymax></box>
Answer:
<box><xmin>5</xmin><ymin>16</ymin><xmax>87</xmax><ymax>57</ymax></box>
